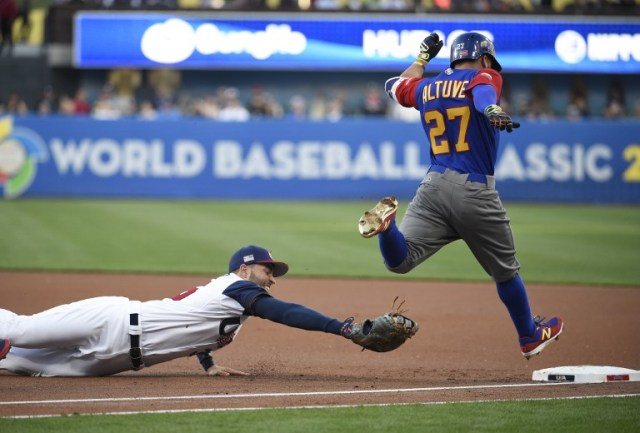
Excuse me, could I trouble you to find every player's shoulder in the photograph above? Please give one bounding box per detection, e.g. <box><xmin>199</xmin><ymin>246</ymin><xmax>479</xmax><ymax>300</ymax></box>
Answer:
<box><xmin>469</xmin><ymin>68</ymin><xmax>503</xmax><ymax>88</ymax></box>
<box><xmin>222</xmin><ymin>279</ymin><xmax>265</xmax><ymax>297</ymax></box>
<box><xmin>477</xmin><ymin>68</ymin><xmax>502</xmax><ymax>80</ymax></box>
<box><xmin>197</xmin><ymin>273</ymin><xmax>258</xmax><ymax>296</ymax></box>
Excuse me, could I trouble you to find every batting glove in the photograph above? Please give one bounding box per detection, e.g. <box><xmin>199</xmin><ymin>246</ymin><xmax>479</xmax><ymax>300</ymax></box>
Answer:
<box><xmin>484</xmin><ymin>104</ymin><xmax>521</xmax><ymax>133</ymax></box>
<box><xmin>415</xmin><ymin>32</ymin><xmax>444</xmax><ymax>67</ymax></box>
<box><xmin>340</xmin><ymin>317</ymin><xmax>356</xmax><ymax>339</ymax></box>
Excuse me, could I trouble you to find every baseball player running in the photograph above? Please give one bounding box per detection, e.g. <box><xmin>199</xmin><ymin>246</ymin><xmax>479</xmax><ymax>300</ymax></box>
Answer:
<box><xmin>358</xmin><ymin>32</ymin><xmax>563</xmax><ymax>359</ymax></box>
<box><xmin>0</xmin><ymin>245</ymin><xmax>416</xmax><ymax>376</ymax></box>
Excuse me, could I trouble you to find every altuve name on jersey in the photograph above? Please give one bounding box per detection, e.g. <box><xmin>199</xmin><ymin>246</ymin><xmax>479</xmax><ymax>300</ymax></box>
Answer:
<box><xmin>422</xmin><ymin>80</ymin><xmax>470</xmax><ymax>103</ymax></box>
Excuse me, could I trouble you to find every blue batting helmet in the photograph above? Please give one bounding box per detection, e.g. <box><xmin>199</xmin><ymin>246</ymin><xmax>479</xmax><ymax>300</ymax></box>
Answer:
<box><xmin>450</xmin><ymin>32</ymin><xmax>502</xmax><ymax>72</ymax></box>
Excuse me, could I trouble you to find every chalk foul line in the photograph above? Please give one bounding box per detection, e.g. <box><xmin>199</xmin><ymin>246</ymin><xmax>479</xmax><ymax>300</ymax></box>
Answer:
<box><xmin>0</xmin><ymin>381</ymin><xmax>610</xmax><ymax>406</ymax></box>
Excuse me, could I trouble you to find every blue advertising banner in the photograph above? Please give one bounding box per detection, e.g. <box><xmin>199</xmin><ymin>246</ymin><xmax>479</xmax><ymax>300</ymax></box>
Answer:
<box><xmin>1</xmin><ymin>116</ymin><xmax>639</xmax><ymax>203</ymax></box>
<box><xmin>73</xmin><ymin>12</ymin><xmax>640</xmax><ymax>73</ymax></box>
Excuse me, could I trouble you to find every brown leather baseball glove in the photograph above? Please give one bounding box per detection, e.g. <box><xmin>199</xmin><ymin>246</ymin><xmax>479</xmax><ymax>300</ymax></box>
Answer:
<box><xmin>341</xmin><ymin>312</ymin><xmax>419</xmax><ymax>352</ymax></box>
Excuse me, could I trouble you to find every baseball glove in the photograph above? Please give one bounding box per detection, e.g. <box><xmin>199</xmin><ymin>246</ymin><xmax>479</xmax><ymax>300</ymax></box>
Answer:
<box><xmin>341</xmin><ymin>299</ymin><xmax>419</xmax><ymax>352</ymax></box>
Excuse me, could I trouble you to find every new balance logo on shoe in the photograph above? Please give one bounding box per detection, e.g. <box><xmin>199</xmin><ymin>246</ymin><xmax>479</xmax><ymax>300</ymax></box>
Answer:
<box><xmin>520</xmin><ymin>316</ymin><xmax>563</xmax><ymax>360</ymax></box>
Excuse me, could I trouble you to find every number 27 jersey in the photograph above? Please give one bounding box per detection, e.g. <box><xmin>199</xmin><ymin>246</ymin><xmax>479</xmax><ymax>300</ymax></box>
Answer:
<box><xmin>392</xmin><ymin>68</ymin><xmax>504</xmax><ymax>176</ymax></box>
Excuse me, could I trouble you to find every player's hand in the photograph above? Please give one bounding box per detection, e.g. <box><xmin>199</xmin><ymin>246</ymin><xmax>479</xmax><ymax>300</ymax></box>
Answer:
<box><xmin>484</xmin><ymin>104</ymin><xmax>520</xmax><ymax>133</ymax></box>
<box><xmin>415</xmin><ymin>32</ymin><xmax>444</xmax><ymax>66</ymax></box>
<box><xmin>207</xmin><ymin>365</ymin><xmax>249</xmax><ymax>376</ymax></box>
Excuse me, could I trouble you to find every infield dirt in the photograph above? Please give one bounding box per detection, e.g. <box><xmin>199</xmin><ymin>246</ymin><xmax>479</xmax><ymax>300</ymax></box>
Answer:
<box><xmin>1</xmin><ymin>271</ymin><xmax>639</xmax><ymax>417</ymax></box>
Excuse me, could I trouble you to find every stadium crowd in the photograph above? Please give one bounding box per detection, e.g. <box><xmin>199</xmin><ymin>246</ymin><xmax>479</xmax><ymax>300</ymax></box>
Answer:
<box><xmin>1</xmin><ymin>0</ymin><xmax>637</xmax><ymax>120</ymax></box>
<box><xmin>43</xmin><ymin>0</ymin><xmax>639</xmax><ymax>14</ymax></box>
<box><xmin>1</xmin><ymin>68</ymin><xmax>638</xmax><ymax>121</ymax></box>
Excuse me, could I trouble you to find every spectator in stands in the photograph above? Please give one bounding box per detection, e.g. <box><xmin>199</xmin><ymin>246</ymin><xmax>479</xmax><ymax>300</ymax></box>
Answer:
<box><xmin>415</xmin><ymin>0</ymin><xmax>452</xmax><ymax>12</ymax></box>
<box><xmin>108</xmin><ymin>68</ymin><xmax>142</xmax><ymax>116</ymax></box>
<box><xmin>248</xmin><ymin>85</ymin><xmax>271</xmax><ymax>117</ymax></box>
<box><xmin>248</xmin><ymin>86</ymin><xmax>283</xmax><ymax>118</ymax></box>
<box><xmin>92</xmin><ymin>87</ymin><xmax>121</xmax><ymax>120</ymax></box>
<box><xmin>194</xmin><ymin>93</ymin><xmax>220</xmax><ymax>120</ymax></box>
<box><xmin>138</xmin><ymin>100</ymin><xmax>157</xmax><ymax>120</ymax></box>
<box><xmin>36</xmin><ymin>85</ymin><xmax>56</xmax><ymax>116</ymax></box>
<box><xmin>287</xmin><ymin>94</ymin><xmax>307</xmax><ymax>121</ymax></box>
<box><xmin>218</xmin><ymin>87</ymin><xmax>250</xmax><ymax>122</ymax></box>
<box><xmin>6</xmin><ymin>91</ymin><xmax>28</xmax><ymax>114</ymax></box>
<box><xmin>508</xmin><ymin>0</ymin><xmax>535</xmax><ymax>12</ymax></box>
<box><xmin>514</xmin><ymin>94</ymin><xmax>531</xmax><ymax>118</ymax></box>
<box><xmin>524</xmin><ymin>76</ymin><xmax>555</xmax><ymax>120</ymax></box>
<box><xmin>73</xmin><ymin>88</ymin><xmax>91</xmax><ymax>116</ymax></box>
<box><xmin>147</xmin><ymin>69</ymin><xmax>181</xmax><ymax>108</ymax></box>
<box><xmin>325</xmin><ymin>96</ymin><xmax>345</xmax><ymax>122</ymax></box>
<box><xmin>603</xmin><ymin>77</ymin><xmax>626</xmax><ymax>119</ymax></box>
<box><xmin>360</xmin><ymin>83</ymin><xmax>387</xmax><ymax>116</ymax></box>
<box><xmin>58</xmin><ymin>94</ymin><xmax>76</xmax><ymax>115</ymax></box>
<box><xmin>313</xmin><ymin>0</ymin><xmax>345</xmax><ymax>10</ymax></box>
<box><xmin>177</xmin><ymin>93</ymin><xmax>197</xmax><ymax>117</ymax></box>
<box><xmin>603</xmin><ymin>99</ymin><xmax>625</xmax><ymax>119</ymax></box>
<box><xmin>309</xmin><ymin>91</ymin><xmax>328</xmax><ymax>120</ymax></box>
<box><xmin>567</xmin><ymin>74</ymin><xmax>589</xmax><ymax>120</ymax></box>
<box><xmin>155</xmin><ymin>97</ymin><xmax>182</xmax><ymax>120</ymax></box>
<box><xmin>0</xmin><ymin>0</ymin><xmax>17</xmax><ymax>57</ymax></box>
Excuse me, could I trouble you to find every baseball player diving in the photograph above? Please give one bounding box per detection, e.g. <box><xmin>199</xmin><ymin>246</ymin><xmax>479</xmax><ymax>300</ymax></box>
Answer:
<box><xmin>0</xmin><ymin>245</ymin><xmax>417</xmax><ymax>377</ymax></box>
<box><xmin>358</xmin><ymin>32</ymin><xmax>563</xmax><ymax>359</ymax></box>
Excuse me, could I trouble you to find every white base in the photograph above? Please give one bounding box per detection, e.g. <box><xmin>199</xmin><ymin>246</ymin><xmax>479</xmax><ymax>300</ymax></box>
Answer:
<box><xmin>532</xmin><ymin>365</ymin><xmax>640</xmax><ymax>383</ymax></box>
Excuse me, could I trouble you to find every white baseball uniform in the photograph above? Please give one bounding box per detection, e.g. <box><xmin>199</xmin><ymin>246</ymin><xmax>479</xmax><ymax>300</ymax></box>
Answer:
<box><xmin>0</xmin><ymin>273</ymin><xmax>254</xmax><ymax>376</ymax></box>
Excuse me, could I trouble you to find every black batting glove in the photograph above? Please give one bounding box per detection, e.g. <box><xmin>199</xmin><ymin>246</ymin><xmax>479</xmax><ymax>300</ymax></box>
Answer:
<box><xmin>415</xmin><ymin>32</ymin><xmax>444</xmax><ymax>67</ymax></box>
<box><xmin>484</xmin><ymin>104</ymin><xmax>521</xmax><ymax>133</ymax></box>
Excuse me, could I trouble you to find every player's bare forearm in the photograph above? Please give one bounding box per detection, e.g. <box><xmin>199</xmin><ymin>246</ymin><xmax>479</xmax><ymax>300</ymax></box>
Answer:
<box><xmin>400</xmin><ymin>62</ymin><xmax>426</xmax><ymax>79</ymax></box>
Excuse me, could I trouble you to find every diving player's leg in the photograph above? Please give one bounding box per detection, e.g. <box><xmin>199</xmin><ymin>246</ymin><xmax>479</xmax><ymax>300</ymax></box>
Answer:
<box><xmin>0</xmin><ymin>346</ymin><xmax>133</xmax><ymax>376</ymax></box>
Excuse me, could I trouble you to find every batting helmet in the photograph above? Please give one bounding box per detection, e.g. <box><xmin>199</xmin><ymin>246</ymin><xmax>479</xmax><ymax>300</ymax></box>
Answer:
<box><xmin>450</xmin><ymin>32</ymin><xmax>502</xmax><ymax>72</ymax></box>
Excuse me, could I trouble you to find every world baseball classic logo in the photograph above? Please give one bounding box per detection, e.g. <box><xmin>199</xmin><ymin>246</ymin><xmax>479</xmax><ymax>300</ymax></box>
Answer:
<box><xmin>0</xmin><ymin>117</ymin><xmax>48</xmax><ymax>199</ymax></box>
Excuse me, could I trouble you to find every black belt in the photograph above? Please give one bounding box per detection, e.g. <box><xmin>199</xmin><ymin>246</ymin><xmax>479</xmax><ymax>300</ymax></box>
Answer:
<box><xmin>129</xmin><ymin>313</ymin><xmax>144</xmax><ymax>370</ymax></box>
<box><xmin>429</xmin><ymin>164</ymin><xmax>488</xmax><ymax>184</ymax></box>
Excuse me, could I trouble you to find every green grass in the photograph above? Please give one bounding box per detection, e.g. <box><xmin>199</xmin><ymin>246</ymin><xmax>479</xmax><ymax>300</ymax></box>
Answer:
<box><xmin>1</xmin><ymin>200</ymin><xmax>639</xmax><ymax>428</ymax></box>
<box><xmin>1</xmin><ymin>199</ymin><xmax>639</xmax><ymax>286</ymax></box>
<box><xmin>2</xmin><ymin>396</ymin><xmax>639</xmax><ymax>433</ymax></box>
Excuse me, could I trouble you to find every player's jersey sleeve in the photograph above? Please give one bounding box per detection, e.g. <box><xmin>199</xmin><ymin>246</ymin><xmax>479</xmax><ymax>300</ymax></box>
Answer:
<box><xmin>464</xmin><ymin>68</ymin><xmax>503</xmax><ymax>101</ymax></box>
<box><xmin>386</xmin><ymin>76</ymin><xmax>422</xmax><ymax>108</ymax></box>
<box><xmin>252</xmin><ymin>296</ymin><xmax>343</xmax><ymax>334</ymax></box>
<box><xmin>222</xmin><ymin>281</ymin><xmax>271</xmax><ymax>315</ymax></box>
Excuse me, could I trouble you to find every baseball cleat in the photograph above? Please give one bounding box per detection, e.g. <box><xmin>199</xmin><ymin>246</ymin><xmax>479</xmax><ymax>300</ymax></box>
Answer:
<box><xmin>520</xmin><ymin>316</ymin><xmax>563</xmax><ymax>359</ymax></box>
<box><xmin>358</xmin><ymin>196</ymin><xmax>398</xmax><ymax>238</ymax></box>
<box><xmin>0</xmin><ymin>339</ymin><xmax>11</xmax><ymax>360</ymax></box>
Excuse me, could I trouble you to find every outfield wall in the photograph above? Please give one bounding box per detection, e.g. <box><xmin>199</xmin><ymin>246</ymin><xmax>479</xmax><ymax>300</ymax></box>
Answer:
<box><xmin>2</xmin><ymin>116</ymin><xmax>639</xmax><ymax>203</ymax></box>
